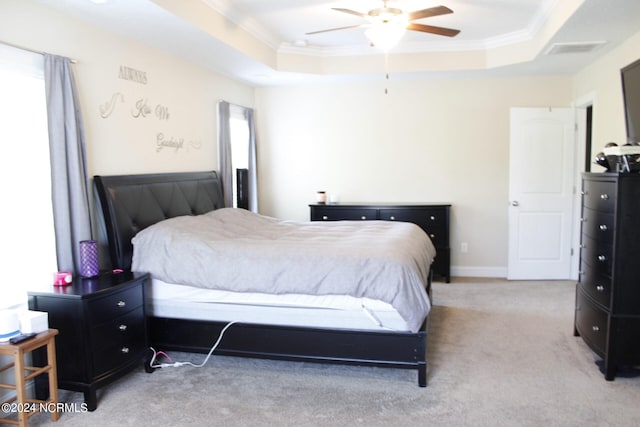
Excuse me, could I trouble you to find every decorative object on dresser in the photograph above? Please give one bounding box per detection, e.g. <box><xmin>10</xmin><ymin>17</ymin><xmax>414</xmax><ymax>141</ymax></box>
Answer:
<box><xmin>574</xmin><ymin>173</ymin><xmax>640</xmax><ymax>380</ymax></box>
<box><xmin>28</xmin><ymin>272</ymin><xmax>149</xmax><ymax>411</ymax></box>
<box><xmin>310</xmin><ymin>203</ymin><xmax>451</xmax><ymax>282</ymax></box>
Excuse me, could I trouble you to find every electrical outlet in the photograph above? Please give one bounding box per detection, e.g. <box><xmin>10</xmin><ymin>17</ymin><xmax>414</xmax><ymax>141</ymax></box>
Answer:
<box><xmin>461</xmin><ymin>242</ymin><xmax>468</xmax><ymax>253</ymax></box>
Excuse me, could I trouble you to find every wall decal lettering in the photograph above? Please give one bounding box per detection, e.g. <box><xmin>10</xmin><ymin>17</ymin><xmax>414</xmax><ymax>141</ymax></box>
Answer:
<box><xmin>99</xmin><ymin>65</ymin><xmax>203</xmax><ymax>155</ymax></box>
<box><xmin>155</xmin><ymin>104</ymin><xmax>170</xmax><ymax>121</ymax></box>
<box><xmin>99</xmin><ymin>92</ymin><xmax>124</xmax><ymax>118</ymax></box>
<box><xmin>118</xmin><ymin>65</ymin><xmax>147</xmax><ymax>85</ymax></box>
<box><xmin>132</xmin><ymin>98</ymin><xmax>152</xmax><ymax>118</ymax></box>
<box><xmin>156</xmin><ymin>133</ymin><xmax>202</xmax><ymax>153</ymax></box>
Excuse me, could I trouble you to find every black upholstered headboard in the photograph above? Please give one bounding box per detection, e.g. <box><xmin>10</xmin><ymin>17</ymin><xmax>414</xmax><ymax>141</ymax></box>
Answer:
<box><xmin>94</xmin><ymin>171</ymin><xmax>224</xmax><ymax>271</ymax></box>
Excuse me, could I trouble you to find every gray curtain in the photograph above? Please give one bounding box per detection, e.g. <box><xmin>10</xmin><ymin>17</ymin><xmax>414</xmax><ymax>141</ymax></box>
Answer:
<box><xmin>44</xmin><ymin>54</ymin><xmax>92</xmax><ymax>273</ymax></box>
<box><xmin>246</xmin><ymin>107</ymin><xmax>258</xmax><ymax>212</ymax></box>
<box><xmin>218</xmin><ymin>100</ymin><xmax>233</xmax><ymax>207</ymax></box>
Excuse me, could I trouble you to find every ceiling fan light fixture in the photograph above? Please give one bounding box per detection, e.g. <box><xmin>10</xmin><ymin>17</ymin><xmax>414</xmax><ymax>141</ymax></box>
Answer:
<box><xmin>365</xmin><ymin>15</ymin><xmax>408</xmax><ymax>51</ymax></box>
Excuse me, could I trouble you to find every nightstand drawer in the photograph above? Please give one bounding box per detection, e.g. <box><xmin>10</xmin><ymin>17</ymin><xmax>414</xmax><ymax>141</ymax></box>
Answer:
<box><xmin>575</xmin><ymin>290</ymin><xmax>607</xmax><ymax>356</ymax></box>
<box><xmin>87</xmin><ymin>285</ymin><xmax>144</xmax><ymax>326</ymax></box>
<box><xmin>91</xmin><ymin>308</ymin><xmax>145</xmax><ymax>350</ymax></box>
<box><xmin>92</xmin><ymin>334</ymin><xmax>146</xmax><ymax>378</ymax></box>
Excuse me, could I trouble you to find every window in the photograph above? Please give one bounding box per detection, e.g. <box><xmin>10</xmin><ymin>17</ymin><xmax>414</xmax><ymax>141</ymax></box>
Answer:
<box><xmin>229</xmin><ymin>105</ymin><xmax>250</xmax><ymax>208</ymax></box>
<box><xmin>217</xmin><ymin>100</ymin><xmax>257</xmax><ymax>211</ymax></box>
<box><xmin>0</xmin><ymin>45</ymin><xmax>57</xmax><ymax>308</ymax></box>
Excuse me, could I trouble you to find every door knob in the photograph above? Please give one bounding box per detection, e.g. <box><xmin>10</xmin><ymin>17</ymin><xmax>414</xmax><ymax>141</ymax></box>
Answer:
<box><xmin>511</xmin><ymin>201</ymin><xmax>519</xmax><ymax>206</ymax></box>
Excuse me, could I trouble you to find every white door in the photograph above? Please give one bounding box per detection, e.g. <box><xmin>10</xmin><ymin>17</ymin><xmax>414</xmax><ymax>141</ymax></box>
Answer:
<box><xmin>508</xmin><ymin>108</ymin><xmax>576</xmax><ymax>280</ymax></box>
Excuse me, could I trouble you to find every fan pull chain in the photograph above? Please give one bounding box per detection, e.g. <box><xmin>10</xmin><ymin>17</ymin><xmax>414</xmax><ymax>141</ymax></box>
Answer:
<box><xmin>384</xmin><ymin>51</ymin><xmax>389</xmax><ymax>95</ymax></box>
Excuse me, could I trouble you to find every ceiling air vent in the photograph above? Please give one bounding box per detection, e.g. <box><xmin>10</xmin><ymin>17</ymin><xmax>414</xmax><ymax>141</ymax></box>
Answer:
<box><xmin>545</xmin><ymin>41</ymin><xmax>606</xmax><ymax>55</ymax></box>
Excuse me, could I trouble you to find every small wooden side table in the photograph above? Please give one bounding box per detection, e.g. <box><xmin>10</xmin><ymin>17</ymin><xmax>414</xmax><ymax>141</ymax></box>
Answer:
<box><xmin>0</xmin><ymin>329</ymin><xmax>59</xmax><ymax>426</ymax></box>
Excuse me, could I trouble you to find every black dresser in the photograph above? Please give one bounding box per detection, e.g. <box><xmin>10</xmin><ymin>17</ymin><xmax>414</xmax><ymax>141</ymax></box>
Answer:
<box><xmin>310</xmin><ymin>203</ymin><xmax>450</xmax><ymax>282</ymax></box>
<box><xmin>574</xmin><ymin>173</ymin><xmax>640</xmax><ymax>380</ymax></box>
<box><xmin>29</xmin><ymin>272</ymin><xmax>149</xmax><ymax>410</ymax></box>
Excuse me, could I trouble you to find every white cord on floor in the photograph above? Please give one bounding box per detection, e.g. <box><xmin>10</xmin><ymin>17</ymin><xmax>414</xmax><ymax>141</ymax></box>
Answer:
<box><xmin>149</xmin><ymin>320</ymin><xmax>238</xmax><ymax>369</ymax></box>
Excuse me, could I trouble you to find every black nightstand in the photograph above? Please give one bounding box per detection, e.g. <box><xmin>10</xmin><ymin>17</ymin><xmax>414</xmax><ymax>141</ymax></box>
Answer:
<box><xmin>28</xmin><ymin>271</ymin><xmax>149</xmax><ymax>411</ymax></box>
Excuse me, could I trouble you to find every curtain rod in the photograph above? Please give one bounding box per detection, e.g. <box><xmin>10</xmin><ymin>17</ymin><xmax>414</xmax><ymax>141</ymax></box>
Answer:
<box><xmin>1</xmin><ymin>40</ymin><xmax>78</xmax><ymax>63</ymax></box>
<box><xmin>218</xmin><ymin>99</ymin><xmax>252</xmax><ymax>110</ymax></box>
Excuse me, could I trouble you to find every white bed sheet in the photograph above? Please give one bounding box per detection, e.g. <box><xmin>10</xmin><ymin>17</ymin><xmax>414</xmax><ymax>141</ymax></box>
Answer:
<box><xmin>147</xmin><ymin>279</ymin><xmax>416</xmax><ymax>332</ymax></box>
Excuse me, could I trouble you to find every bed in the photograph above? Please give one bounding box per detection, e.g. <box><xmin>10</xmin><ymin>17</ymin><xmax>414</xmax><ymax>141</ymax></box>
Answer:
<box><xmin>94</xmin><ymin>171</ymin><xmax>435</xmax><ymax>386</ymax></box>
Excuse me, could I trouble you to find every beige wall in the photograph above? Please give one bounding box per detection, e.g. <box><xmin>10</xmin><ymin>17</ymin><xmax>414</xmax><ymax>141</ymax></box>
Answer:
<box><xmin>0</xmin><ymin>0</ymin><xmax>254</xmax><ymax>179</ymax></box>
<box><xmin>254</xmin><ymin>29</ymin><xmax>640</xmax><ymax>277</ymax></box>
<box><xmin>573</xmin><ymin>30</ymin><xmax>640</xmax><ymax>160</ymax></box>
<box><xmin>254</xmin><ymin>76</ymin><xmax>574</xmax><ymax>276</ymax></box>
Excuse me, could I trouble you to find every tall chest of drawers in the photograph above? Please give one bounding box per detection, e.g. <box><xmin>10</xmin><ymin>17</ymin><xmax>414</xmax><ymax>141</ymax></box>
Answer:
<box><xmin>29</xmin><ymin>272</ymin><xmax>149</xmax><ymax>410</ymax></box>
<box><xmin>574</xmin><ymin>173</ymin><xmax>640</xmax><ymax>380</ymax></box>
<box><xmin>309</xmin><ymin>203</ymin><xmax>450</xmax><ymax>282</ymax></box>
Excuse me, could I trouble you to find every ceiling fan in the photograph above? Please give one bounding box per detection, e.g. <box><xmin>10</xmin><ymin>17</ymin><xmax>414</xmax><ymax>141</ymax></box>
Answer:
<box><xmin>306</xmin><ymin>2</ymin><xmax>460</xmax><ymax>49</ymax></box>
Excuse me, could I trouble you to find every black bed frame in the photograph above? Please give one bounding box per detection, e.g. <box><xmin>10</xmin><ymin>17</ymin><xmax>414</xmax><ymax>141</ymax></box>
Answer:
<box><xmin>94</xmin><ymin>171</ymin><xmax>430</xmax><ymax>386</ymax></box>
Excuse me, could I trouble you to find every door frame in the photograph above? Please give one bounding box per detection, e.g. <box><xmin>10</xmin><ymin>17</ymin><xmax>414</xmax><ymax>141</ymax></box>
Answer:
<box><xmin>571</xmin><ymin>92</ymin><xmax>597</xmax><ymax>280</ymax></box>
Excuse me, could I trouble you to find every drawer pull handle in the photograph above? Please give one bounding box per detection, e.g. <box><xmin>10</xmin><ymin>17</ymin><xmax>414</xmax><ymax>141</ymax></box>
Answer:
<box><xmin>117</xmin><ymin>300</ymin><xmax>126</xmax><ymax>307</ymax></box>
<box><xmin>592</xmin><ymin>326</ymin><xmax>600</xmax><ymax>332</ymax></box>
<box><xmin>121</xmin><ymin>347</ymin><xmax>130</xmax><ymax>354</ymax></box>
<box><xmin>361</xmin><ymin>216</ymin><xmax>367</xmax><ymax>220</ymax></box>
<box><xmin>600</xmin><ymin>193</ymin><xmax>609</xmax><ymax>200</ymax></box>
<box><xmin>430</xmin><ymin>216</ymin><xmax>435</xmax><ymax>220</ymax></box>
<box><xmin>119</xmin><ymin>324</ymin><xmax>128</xmax><ymax>331</ymax></box>
<box><xmin>322</xmin><ymin>215</ymin><xmax>328</xmax><ymax>220</ymax></box>
<box><xmin>596</xmin><ymin>285</ymin><xmax>604</xmax><ymax>292</ymax></box>
<box><xmin>597</xmin><ymin>255</ymin><xmax>606</xmax><ymax>262</ymax></box>
<box><xmin>389</xmin><ymin>216</ymin><xmax>395</xmax><ymax>220</ymax></box>
<box><xmin>599</xmin><ymin>224</ymin><xmax>607</xmax><ymax>231</ymax></box>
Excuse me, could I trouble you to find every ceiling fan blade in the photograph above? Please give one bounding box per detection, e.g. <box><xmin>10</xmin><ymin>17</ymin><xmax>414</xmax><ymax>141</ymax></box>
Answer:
<box><xmin>407</xmin><ymin>22</ymin><xmax>460</xmax><ymax>37</ymax></box>
<box><xmin>306</xmin><ymin>24</ymin><xmax>364</xmax><ymax>35</ymax></box>
<box><xmin>408</xmin><ymin>5</ymin><xmax>453</xmax><ymax>21</ymax></box>
<box><xmin>331</xmin><ymin>8</ymin><xmax>368</xmax><ymax>18</ymax></box>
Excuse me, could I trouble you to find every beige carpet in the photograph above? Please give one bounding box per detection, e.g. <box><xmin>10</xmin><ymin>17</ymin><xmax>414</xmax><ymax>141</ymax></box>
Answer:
<box><xmin>23</xmin><ymin>278</ymin><xmax>640</xmax><ymax>426</ymax></box>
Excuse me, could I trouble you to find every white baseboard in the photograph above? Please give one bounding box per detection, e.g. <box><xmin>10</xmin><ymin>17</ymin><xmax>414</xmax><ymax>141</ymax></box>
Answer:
<box><xmin>450</xmin><ymin>266</ymin><xmax>507</xmax><ymax>278</ymax></box>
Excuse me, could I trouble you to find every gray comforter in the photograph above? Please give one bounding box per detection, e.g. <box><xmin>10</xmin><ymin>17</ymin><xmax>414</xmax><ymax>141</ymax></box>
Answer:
<box><xmin>131</xmin><ymin>208</ymin><xmax>436</xmax><ymax>332</ymax></box>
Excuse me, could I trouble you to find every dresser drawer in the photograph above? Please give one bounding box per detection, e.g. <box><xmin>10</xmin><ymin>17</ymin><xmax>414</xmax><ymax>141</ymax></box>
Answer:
<box><xmin>87</xmin><ymin>285</ymin><xmax>144</xmax><ymax>326</ymax></box>
<box><xmin>579</xmin><ymin>262</ymin><xmax>612</xmax><ymax>309</ymax></box>
<box><xmin>579</xmin><ymin>234</ymin><xmax>612</xmax><ymax>277</ymax></box>
<box><xmin>311</xmin><ymin>207</ymin><xmax>377</xmax><ymax>221</ymax></box>
<box><xmin>379</xmin><ymin>208</ymin><xmax>448</xmax><ymax>246</ymax></box>
<box><xmin>575</xmin><ymin>290</ymin><xmax>608</xmax><ymax>356</ymax></box>
<box><xmin>582</xmin><ymin>180</ymin><xmax>616</xmax><ymax>213</ymax></box>
<box><xmin>580</xmin><ymin>207</ymin><xmax>614</xmax><ymax>245</ymax></box>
